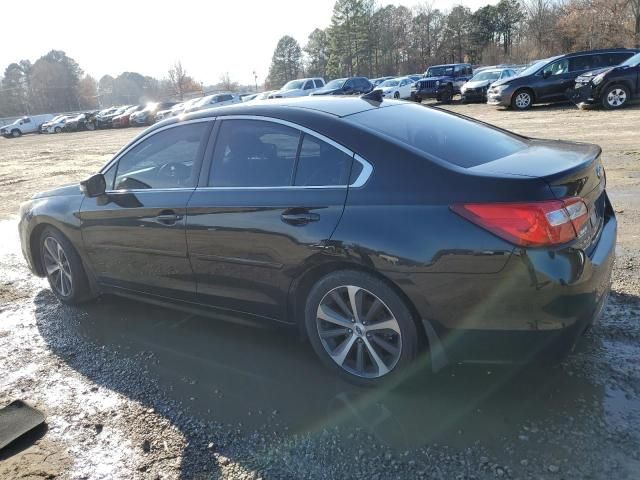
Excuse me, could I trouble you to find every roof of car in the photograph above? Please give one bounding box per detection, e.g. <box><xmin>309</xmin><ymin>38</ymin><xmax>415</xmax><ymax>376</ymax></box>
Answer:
<box><xmin>150</xmin><ymin>96</ymin><xmax>400</xmax><ymax>133</ymax></box>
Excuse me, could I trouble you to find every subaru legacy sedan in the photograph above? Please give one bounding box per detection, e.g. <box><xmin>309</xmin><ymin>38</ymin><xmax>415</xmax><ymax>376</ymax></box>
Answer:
<box><xmin>18</xmin><ymin>97</ymin><xmax>615</xmax><ymax>386</ymax></box>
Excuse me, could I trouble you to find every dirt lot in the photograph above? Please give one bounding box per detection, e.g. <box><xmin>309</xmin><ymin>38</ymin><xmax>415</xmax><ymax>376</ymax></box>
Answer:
<box><xmin>1</xmin><ymin>103</ymin><xmax>639</xmax><ymax>479</ymax></box>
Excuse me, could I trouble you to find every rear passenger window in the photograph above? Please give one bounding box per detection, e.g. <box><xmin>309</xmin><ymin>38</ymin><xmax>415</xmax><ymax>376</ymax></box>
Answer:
<box><xmin>209</xmin><ymin>120</ymin><xmax>300</xmax><ymax>187</ymax></box>
<box><xmin>314</xmin><ymin>79</ymin><xmax>324</xmax><ymax>88</ymax></box>
<box><xmin>294</xmin><ymin>134</ymin><xmax>353</xmax><ymax>186</ymax></box>
<box><xmin>570</xmin><ymin>56</ymin><xmax>597</xmax><ymax>72</ymax></box>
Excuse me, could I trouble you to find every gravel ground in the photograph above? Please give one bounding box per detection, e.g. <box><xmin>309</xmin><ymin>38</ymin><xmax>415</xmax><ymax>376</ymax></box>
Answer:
<box><xmin>1</xmin><ymin>102</ymin><xmax>639</xmax><ymax>479</ymax></box>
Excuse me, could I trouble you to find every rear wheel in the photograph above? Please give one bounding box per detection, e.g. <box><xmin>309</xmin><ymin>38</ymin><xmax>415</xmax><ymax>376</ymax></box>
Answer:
<box><xmin>40</xmin><ymin>227</ymin><xmax>94</xmax><ymax>304</ymax></box>
<box><xmin>511</xmin><ymin>89</ymin><xmax>533</xmax><ymax>110</ymax></box>
<box><xmin>601</xmin><ymin>84</ymin><xmax>630</xmax><ymax>110</ymax></box>
<box><xmin>305</xmin><ymin>270</ymin><xmax>418</xmax><ymax>386</ymax></box>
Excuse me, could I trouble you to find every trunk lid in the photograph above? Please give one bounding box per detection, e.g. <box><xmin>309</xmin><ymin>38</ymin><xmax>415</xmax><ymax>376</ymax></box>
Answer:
<box><xmin>469</xmin><ymin>139</ymin><xmax>607</xmax><ymax>249</ymax></box>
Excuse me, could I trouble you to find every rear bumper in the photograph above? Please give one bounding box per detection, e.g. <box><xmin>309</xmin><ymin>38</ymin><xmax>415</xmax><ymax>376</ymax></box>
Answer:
<box><xmin>407</xmin><ymin>203</ymin><xmax>617</xmax><ymax>364</ymax></box>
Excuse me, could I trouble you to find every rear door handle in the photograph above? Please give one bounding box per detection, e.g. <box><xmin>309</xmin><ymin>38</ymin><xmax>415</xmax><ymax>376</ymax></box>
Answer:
<box><xmin>281</xmin><ymin>210</ymin><xmax>320</xmax><ymax>226</ymax></box>
<box><xmin>156</xmin><ymin>210</ymin><xmax>182</xmax><ymax>225</ymax></box>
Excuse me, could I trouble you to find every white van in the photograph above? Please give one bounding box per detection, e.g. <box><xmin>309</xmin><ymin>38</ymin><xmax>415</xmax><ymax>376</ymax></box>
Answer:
<box><xmin>1</xmin><ymin>114</ymin><xmax>54</xmax><ymax>138</ymax></box>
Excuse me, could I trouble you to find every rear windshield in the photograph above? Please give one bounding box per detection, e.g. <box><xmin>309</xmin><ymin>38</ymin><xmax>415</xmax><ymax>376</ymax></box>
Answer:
<box><xmin>348</xmin><ymin>104</ymin><xmax>527</xmax><ymax>168</ymax></box>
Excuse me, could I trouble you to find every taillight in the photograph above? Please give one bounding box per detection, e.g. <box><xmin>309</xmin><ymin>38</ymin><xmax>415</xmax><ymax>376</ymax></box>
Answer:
<box><xmin>451</xmin><ymin>197</ymin><xmax>589</xmax><ymax>247</ymax></box>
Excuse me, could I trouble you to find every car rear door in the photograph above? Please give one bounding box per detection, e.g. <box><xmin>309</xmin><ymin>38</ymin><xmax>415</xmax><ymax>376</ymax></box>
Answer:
<box><xmin>185</xmin><ymin>116</ymin><xmax>361</xmax><ymax>322</ymax></box>
<box><xmin>80</xmin><ymin>120</ymin><xmax>212</xmax><ymax>298</ymax></box>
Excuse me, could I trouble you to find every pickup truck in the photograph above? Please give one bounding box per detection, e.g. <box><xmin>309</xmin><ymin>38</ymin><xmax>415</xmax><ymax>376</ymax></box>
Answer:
<box><xmin>1</xmin><ymin>114</ymin><xmax>54</xmax><ymax>138</ymax></box>
<box><xmin>412</xmin><ymin>63</ymin><xmax>473</xmax><ymax>103</ymax></box>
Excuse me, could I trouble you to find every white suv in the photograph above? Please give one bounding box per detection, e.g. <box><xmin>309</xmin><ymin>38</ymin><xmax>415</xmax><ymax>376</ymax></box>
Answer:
<box><xmin>270</xmin><ymin>78</ymin><xmax>325</xmax><ymax>98</ymax></box>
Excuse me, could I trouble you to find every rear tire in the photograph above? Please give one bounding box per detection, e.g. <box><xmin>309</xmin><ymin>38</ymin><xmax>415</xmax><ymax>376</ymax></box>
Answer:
<box><xmin>511</xmin><ymin>89</ymin><xmax>533</xmax><ymax>110</ymax></box>
<box><xmin>601</xmin><ymin>84</ymin><xmax>630</xmax><ymax>110</ymax></box>
<box><xmin>39</xmin><ymin>227</ymin><xmax>94</xmax><ymax>305</ymax></box>
<box><xmin>304</xmin><ymin>270</ymin><xmax>418</xmax><ymax>387</ymax></box>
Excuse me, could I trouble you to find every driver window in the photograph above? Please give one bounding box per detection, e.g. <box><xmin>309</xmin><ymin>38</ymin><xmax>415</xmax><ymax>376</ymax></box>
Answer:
<box><xmin>114</xmin><ymin>123</ymin><xmax>208</xmax><ymax>190</ymax></box>
<box><xmin>542</xmin><ymin>59</ymin><xmax>569</xmax><ymax>77</ymax></box>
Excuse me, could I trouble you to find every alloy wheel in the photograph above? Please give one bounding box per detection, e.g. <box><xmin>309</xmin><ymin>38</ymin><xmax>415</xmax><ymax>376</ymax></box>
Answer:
<box><xmin>316</xmin><ymin>285</ymin><xmax>402</xmax><ymax>378</ymax></box>
<box><xmin>42</xmin><ymin>236</ymin><xmax>73</xmax><ymax>297</ymax></box>
<box><xmin>514</xmin><ymin>92</ymin><xmax>531</xmax><ymax>109</ymax></box>
<box><xmin>607</xmin><ymin>88</ymin><xmax>627</xmax><ymax>108</ymax></box>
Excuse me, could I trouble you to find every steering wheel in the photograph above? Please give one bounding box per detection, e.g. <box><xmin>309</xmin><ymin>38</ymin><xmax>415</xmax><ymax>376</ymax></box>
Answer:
<box><xmin>158</xmin><ymin>162</ymin><xmax>191</xmax><ymax>185</ymax></box>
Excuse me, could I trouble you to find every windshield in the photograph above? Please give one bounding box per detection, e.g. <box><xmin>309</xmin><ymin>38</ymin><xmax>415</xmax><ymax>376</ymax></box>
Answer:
<box><xmin>517</xmin><ymin>58</ymin><xmax>554</xmax><ymax>77</ymax></box>
<box><xmin>472</xmin><ymin>71</ymin><xmax>501</xmax><ymax>82</ymax></box>
<box><xmin>324</xmin><ymin>78</ymin><xmax>346</xmax><ymax>89</ymax></box>
<box><xmin>282</xmin><ymin>80</ymin><xmax>304</xmax><ymax>90</ymax></box>
<box><xmin>380</xmin><ymin>79</ymin><xmax>400</xmax><ymax>87</ymax></box>
<box><xmin>620</xmin><ymin>52</ymin><xmax>640</xmax><ymax>67</ymax></box>
<box><xmin>426</xmin><ymin>66</ymin><xmax>454</xmax><ymax>77</ymax></box>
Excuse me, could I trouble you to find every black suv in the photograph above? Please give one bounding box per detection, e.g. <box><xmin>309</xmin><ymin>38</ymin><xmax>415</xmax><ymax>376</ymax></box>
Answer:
<box><xmin>487</xmin><ymin>48</ymin><xmax>639</xmax><ymax>110</ymax></box>
<box><xmin>570</xmin><ymin>51</ymin><xmax>640</xmax><ymax>109</ymax></box>
<box><xmin>412</xmin><ymin>63</ymin><xmax>473</xmax><ymax>103</ymax></box>
<box><xmin>311</xmin><ymin>77</ymin><xmax>373</xmax><ymax>96</ymax></box>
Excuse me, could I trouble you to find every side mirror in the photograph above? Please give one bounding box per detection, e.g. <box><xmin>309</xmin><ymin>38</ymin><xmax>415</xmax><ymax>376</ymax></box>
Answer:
<box><xmin>80</xmin><ymin>173</ymin><xmax>106</xmax><ymax>198</ymax></box>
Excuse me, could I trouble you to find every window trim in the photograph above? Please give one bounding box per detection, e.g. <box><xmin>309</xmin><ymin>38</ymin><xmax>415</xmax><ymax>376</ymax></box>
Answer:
<box><xmin>100</xmin><ymin>118</ymin><xmax>213</xmax><ymax>193</ymax></box>
<box><xmin>200</xmin><ymin>115</ymin><xmax>373</xmax><ymax>190</ymax></box>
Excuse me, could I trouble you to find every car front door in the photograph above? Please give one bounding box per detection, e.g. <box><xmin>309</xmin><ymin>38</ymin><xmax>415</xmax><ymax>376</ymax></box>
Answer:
<box><xmin>536</xmin><ymin>59</ymin><xmax>574</xmax><ymax>102</ymax></box>
<box><xmin>80</xmin><ymin>120</ymin><xmax>213</xmax><ymax>298</ymax></box>
<box><xmin>186</xmin><ymin>117</ymin><xmax>361</xmax><ymax>321</ymax></box>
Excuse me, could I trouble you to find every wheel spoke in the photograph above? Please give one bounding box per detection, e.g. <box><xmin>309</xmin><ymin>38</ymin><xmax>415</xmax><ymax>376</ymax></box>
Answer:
<box><xmin>45</xmin><ymin>263</ymin><xmax>60</xmax><ymax>275</ymax></box>
<box><xmin>44</xmin><ymin>238</ymin><xmax>58</xmax><ymax>261</ymax></box>
<box><xmin>369</xmin><ymin>333</ymin><xmax>400</xmax><ymax>356</ymax></box>
<box><xmin>330</xmin><ymin>290</ymin><xmax>352</xmax><ymax>318</ymax></box>
<box><xmin>363</xmin><ymin>337</ymin><xmax>390</xmax><ymax>376</ymax></box>
<box><xmin>347</xmin><ymin>286</ymin><xmax>362</xmax><ymax>323</ymax></box>
<box><xmin>356</xmin><ymin>341</ymin><xmax>365</xmax><ymax>372</ymax></box>
<box><xmin>317</xmin><ymin>304</ymin><xmax>353</xmax><ymax>329</ymax></box>
<box><xmin>330</xmin><ymin>334</ymin><xmax>356</xmax><ymax>366</ymax></box>
<box><xmin>320</xmin><ymin>327</ymin><xmax>351</xmax><ymax>339</ymax></box>
<box><xmin>366</xmin><ymin>318</ymin><xmax>400</xmax><ymax>334</ymax></box>
<box><xmin>364</xmin><ymin>298</ymin><xmax>383</xmax><ymax>323</ymax></box>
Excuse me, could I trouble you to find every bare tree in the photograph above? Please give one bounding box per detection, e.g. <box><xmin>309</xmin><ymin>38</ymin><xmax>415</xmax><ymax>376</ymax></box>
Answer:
<box><xmin>630</xmin><ymin>0</ymin><xmax>640</xmax><ymax>45</ymax></box>
<box><xmin>168</xmin><ymin>61</ymin><xmax>189</xmax><ymax>100</ymax></box>
<box><xmin>218</xmin><ymin>72</ymin><xmax>239</xmax><ymax>92</ymax></box>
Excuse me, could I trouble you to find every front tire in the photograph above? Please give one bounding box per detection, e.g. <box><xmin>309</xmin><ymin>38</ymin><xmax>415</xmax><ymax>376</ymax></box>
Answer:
<box><xmin>54</xmin><ymin>126</ymin><xmax>62</xmax><ymax>134</ymax></box>
<box><xmin>40</xmin><ymin>227</ymin><xmax>94</xmax><ymax>304</ymax></box>
<box><xmin>305</xmin><ymin>270</ymin><xmax>418</xmax><ymax>386</ymax></box>
<box><xmin>11</xmin><ymin>129</ymin><xmax>21</xmax><ymax>138</ymax></box>
<box><xmin>511</xmin><ymin>89</ymin><xmax>533</xmax><ymax>110</ymax></box>
<box><xmin>437</xmin><ymin>86</ymin><xmax>453</xmax><ymax>104</ymax></box>
<box><xmin>601</xmin><ymin>84</ymin><xmax>630</xmax><ymax>110</ymax></box>
<box><xmin>394</xmin><ymin>91</ymin><xmax>400</xmax><ymax>99</ymax></box>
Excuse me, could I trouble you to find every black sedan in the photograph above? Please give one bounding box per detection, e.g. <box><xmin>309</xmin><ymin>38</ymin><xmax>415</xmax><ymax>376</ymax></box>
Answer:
<box><xmin>18</xmin><ymin>97</ymin><xmax>615</xmax><ymax>386</ymax></box>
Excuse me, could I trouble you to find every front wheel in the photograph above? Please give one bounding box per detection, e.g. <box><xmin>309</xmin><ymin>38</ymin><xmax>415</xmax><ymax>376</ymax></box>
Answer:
<box><xmin>54</xmin><ymin>126</ymin><xmax>62</xmax><ymax>133</ymax></box>
<box><xmin>602</xmin><ymin>84</ymin><xmax>630</xmax><ymax>110</ymax></box>
<box><xmin>40</xmin><ymin>228</ymin><xmax>94</xmax><ymax>304</ymax></box>
<box><xmin>394</xmin><ymin>91</ymin><xmax>400</xmax><ymax>99</ymax></box>
<box><xmin>511</xmin><ymin>89</ymin><xmax>533</xmax><ymax>110</ymax></box>
<box><xmin>305</xmin><ymin>270</ymin><xmax>418</xmax><ymax>386</ymax></box>
<box><xmin>11</xmin><ymin>129</ymin><xmax>21</xmax><ymax>138</ymax></box>
<box><xmin>437</xmin><ymin>86</ymin><xmax>453</xmax><ymax>104</ymax></box>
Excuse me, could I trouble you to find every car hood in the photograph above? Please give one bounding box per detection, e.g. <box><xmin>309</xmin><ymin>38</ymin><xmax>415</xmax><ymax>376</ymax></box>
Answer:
<box><xmin>32</xmin><ymin>183</ymin><xmax>81</xmax><ymax>200</ymax></box>
<box><xmin>579</xmin><ymin>66</ymin><xmax>614</xmax><ymax>78</ymax></box>
<box><xmin>312</xmin><ymin>87</ymin><xmax>341</xmax><ymax>95</ymax></box>
<box><xmin>464</xmin><ymin>79</ymin><xmax>492</xmax><ymax>88</ymax></box>
<box><xmin>420</xmin><ymin>76</ymin><xmax>449</xmax><ymax>82</ymax></box>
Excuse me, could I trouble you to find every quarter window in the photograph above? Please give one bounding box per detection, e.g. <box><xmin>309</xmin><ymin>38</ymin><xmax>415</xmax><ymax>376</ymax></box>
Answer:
<box><xmin>209</xmin><ymin>120</ymin><xmax>300</xmax><ymax>187</ymax></box>
<box><xmin>294</xmin><ymin>134</ymin><xmax>353</xmax><ymax>186</ymax></box>
<box><xmin>113</xmin><ymin>123</ymin><xmax>208</xmax><ymax>190</ymax></box>
<box><xmin>314</xmin><ymin>79</ymin><xmax>324</xmax><ymax>88</ymax></box>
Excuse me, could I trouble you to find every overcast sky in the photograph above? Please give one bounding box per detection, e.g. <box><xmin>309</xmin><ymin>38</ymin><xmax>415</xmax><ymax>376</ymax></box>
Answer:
<box><xmin>2</xmin><ymin>0</ymin><xmax>497</xmax><ymax>86</ymax></box>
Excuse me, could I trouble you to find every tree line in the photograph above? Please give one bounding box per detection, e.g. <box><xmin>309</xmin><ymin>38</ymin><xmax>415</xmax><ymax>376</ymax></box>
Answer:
<box><xmin>0</xmin><ymin>53</ymin><xmax>250</xmax><ymax>118</ymax></box>
<box><xmin>267</xmin><ymin>0</ymin><xmax>640</xmax><ymax>87</ymax></box>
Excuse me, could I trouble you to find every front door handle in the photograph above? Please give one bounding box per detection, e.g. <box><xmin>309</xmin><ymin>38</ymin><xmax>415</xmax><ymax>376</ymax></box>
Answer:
<box><xmin>156</xmin><ymin>210</ymin><xmax>182</xmax><ymax>225</ymax></box>
<box><xmin>281</xmin><ymin>210</ymin><xmax>320</xmax><ymax>226</ymax></box>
